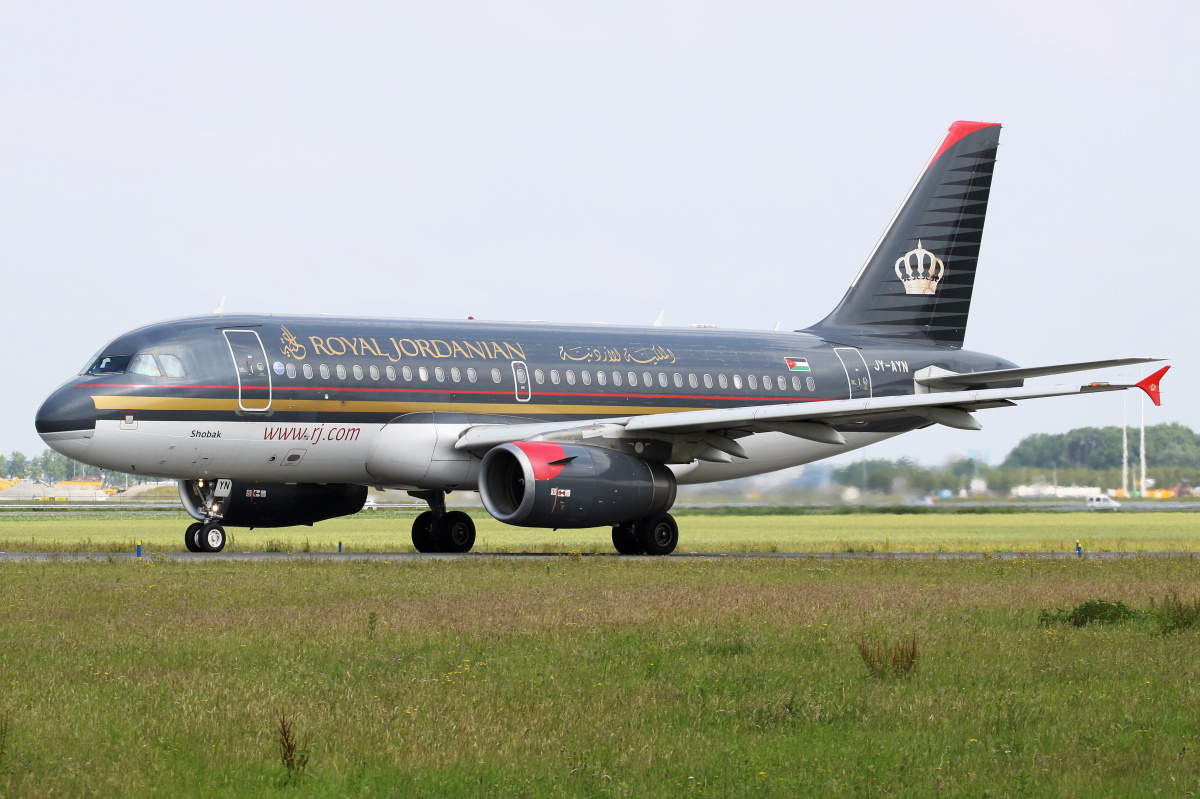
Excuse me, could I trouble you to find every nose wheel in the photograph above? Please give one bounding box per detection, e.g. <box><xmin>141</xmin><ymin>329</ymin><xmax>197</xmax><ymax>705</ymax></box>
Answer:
<box><xmin>182</xmin><ymin>479</ymin><xmax>230</xmax><ymax>553</ymax></box>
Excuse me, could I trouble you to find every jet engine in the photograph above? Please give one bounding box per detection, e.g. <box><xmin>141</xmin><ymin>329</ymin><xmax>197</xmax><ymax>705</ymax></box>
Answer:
<box><xmin>179</xmin><ymin>480</ymin><xmax>367</xmax><ymax>528</ymax></box>
<box><xmin>478</xmin><ymin>442</ymin><xmax>676</xmax><ymax>528</ymax></box>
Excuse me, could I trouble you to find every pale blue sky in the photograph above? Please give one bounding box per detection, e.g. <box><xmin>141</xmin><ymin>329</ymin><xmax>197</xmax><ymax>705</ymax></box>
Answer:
<box><xmin>2</xmin><ymin>1</ymin><xmax>1193</xmax><ymax>467</ymax></box>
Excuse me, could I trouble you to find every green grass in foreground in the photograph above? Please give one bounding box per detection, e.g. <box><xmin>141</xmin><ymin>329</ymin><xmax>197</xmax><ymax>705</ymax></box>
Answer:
<box><xmin>0</xmin><ymin>557</ymin><xmax>1198</xmax><ymax>797</ymax></box>
<box><xmin>0</xmin><ymin>510</ymin><xmax>1197</xmax><ymax>553</ymax></box>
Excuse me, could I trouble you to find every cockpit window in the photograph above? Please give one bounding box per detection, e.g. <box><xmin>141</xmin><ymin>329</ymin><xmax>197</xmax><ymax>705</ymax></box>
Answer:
<box><xmin>128</xmin><ymin>354</ymin><xmax>162</xmax><ymax>377</ymax></box>
<box><xmin>158</xmin><ymin>354</ymin><xmax>187</xmax><ymax>378</ymax></box>
<box><xmin>87</xmin><ymin>354</ymin><xmax>133</xmax><ymax>375</ymax></box>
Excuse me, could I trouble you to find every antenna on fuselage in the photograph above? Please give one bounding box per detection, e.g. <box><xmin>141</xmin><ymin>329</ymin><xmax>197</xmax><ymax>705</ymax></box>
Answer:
<box><xmin>653</xmin><ymin>310</ymin><xmax>664</xmax><ymax>327</ymax></box>
<box><xmin>214</xmin><ymin>296</ymin><xmax>226</xmax><ymax>315</ymax></box>
<box><xmin>773</xmin><ymin>321</ymin><xmax>781</xmax><ymax>332</ymax></box>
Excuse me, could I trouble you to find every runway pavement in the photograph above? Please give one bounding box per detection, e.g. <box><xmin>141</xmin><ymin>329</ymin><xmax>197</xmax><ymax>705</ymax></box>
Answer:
<box><xmin>0</xmin><ymin>550</ymin><xmax>1194</xmax><ymax>562</ymax></box>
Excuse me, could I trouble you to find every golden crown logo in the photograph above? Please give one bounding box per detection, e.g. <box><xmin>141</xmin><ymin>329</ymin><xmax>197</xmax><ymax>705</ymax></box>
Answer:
<box><xmin>894</xmin><ymin>240</ymin><xmax>944</xmax><ymax>295</ymax></box>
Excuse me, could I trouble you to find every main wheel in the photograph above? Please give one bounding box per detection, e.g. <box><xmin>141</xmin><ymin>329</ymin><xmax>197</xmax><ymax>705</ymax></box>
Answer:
<box><xmin>184</xmin><ymin>522</ymin><xmax>203</xmax><ymax>553</ymax></box>
<box><xmin>636</xmin><ymin>512</ymin><xmax>678</xmax><ymax>556</ymax></box>
<box><xmin>199</xmin><ymin>523</ymin><xmax>226</xmax><ymax>553</ymax></box>
<box><xmin>611</xmin><ymin>522</ymin><xmax>643</xmax><ymax>555</ymax></box>
<box><xmin>435</xmin><ymin>511</ymin><xmax>476</xmax><ymax>553</ymax></box>
<box><xmin>411</xmin><ymin>511</ymin><xmax>439</xmax><ymax>553</ymax></box>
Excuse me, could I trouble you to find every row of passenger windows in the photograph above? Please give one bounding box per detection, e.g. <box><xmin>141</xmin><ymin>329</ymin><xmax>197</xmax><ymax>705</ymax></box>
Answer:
<box><xmin>279</xmin><ymin>362</ymin><xmax>818</xmax><ymax>393</ymax></box>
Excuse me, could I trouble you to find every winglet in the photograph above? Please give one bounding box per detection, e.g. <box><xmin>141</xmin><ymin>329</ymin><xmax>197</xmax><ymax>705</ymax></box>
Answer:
<box><xmin>1136</xmin><ymin>365</ymin><xmax>1170</xmax><ymax>406</ymax></box>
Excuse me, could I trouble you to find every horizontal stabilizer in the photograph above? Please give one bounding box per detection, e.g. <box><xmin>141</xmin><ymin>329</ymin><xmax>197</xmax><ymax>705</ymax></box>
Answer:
<box><xmin>914</xmin><ymin>357</ymin><xmax>1164</xmax><ymax>390</ymax></box>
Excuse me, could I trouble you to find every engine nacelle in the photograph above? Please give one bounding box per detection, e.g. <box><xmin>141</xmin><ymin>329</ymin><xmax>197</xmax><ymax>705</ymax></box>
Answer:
<box><xmin>180</xmin><ymin>480</ymin><xmax>367</xmax><ymax>528</ymax></box>
<box><xmin>478</xmin><ymin>442</ymin><xmax>676</xmax><ymax>528</ymax></box>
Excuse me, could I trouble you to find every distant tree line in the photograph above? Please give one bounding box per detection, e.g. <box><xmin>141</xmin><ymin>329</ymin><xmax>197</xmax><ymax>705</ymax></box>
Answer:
<box><xmin>1002</xmin><ymin>423</ymin><xmax>1200</xmax><ymax>470</ymax></box>
<box><xmin>0</xmin><ymin>449</ymin><xmax>112</xmax><ymax>483</ymax></box>
<box><xmin>831</xmin><ymin>423</ymin><xmax>1200</xmax><ymax>494</ymax></box>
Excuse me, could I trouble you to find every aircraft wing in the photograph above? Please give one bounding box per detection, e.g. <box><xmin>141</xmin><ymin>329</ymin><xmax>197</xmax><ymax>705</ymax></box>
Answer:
<box><xmin>913</xmin><ymin>357</ymin><xmax>1163</xmax><ymax>390</ymax></box>
<box><xmin>455</xmin><ymin>365</ymin><xmax>1170</xmax><ymax>458</ymax></box>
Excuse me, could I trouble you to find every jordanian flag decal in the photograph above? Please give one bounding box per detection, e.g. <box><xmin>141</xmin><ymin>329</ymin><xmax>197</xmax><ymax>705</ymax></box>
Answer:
<box><xmin>785</xmin><ymin>357</ymin><xmax>811</xmax><ymax>372</ymax></box>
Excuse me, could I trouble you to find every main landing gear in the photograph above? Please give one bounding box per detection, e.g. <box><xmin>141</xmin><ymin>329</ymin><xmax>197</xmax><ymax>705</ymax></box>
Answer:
<box><xmin>611</xmin><ymin>511</ymin><xmax>679</xmax><ymax>556</ymax></box>
<box><xmin>409</xmin><ymin>490</ymin><xmax>476</xmax><ymax>554</ymax></box>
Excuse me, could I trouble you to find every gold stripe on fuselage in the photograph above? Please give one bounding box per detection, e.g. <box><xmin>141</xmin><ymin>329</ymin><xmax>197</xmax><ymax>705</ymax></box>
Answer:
<box><xmin>90</xmin><ymin>395</ymin><xmax>731</xmax><ymax>416</ymax></box>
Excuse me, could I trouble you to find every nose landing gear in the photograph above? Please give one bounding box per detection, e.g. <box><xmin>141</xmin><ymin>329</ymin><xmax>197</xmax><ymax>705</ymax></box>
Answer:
<box><xmin>181</xmin><ymin>479</ymin><xmax>230</xmax><ymax>553</ymax></box>
<box><xmin>409</xmin><ymin>490</ymin><xmax>476</xmax><ymax>553</ymax></box>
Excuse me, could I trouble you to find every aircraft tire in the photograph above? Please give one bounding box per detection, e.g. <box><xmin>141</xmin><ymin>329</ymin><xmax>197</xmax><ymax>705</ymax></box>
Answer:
<box><xmin>411</xmin><ymin>511</ymin><xmax>439</xmax><ymax>553</ymax></box>
<box><xmin>184</xmin><ymin>522</ymin><xmax>203</xmax><ymax>553</ymax></box>
<box><xmin>199</xmin><ymin>523</ymin><xmax>226</xmax><ymax>553</ymax></box>
<box><xmin>636</xmin><ymin>512</ymin><xmax>678</xmax><ymax>556</ymax></box>
<box><xmin>435</xmin><ymin>511</ymin><xmax>476</xmax><ymax>553</ymax></box>
<box><xmin>611</xmin><ymin>522</ymin><xmax>643</xmax><ymax>555</ymax></box>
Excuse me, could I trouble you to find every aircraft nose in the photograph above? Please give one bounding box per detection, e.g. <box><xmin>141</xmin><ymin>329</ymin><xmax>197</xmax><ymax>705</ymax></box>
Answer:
<box><xmin>35</xmin><ymin>385</ymin><xmax>96</xmax><ymax>459</ymax></box>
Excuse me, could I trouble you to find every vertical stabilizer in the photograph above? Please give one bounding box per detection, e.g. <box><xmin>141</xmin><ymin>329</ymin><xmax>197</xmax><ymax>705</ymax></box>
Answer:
<box><xmin>806</xmin><ymin>121</ymin><xmax>1001</xmax><ymax>348</ymax></box>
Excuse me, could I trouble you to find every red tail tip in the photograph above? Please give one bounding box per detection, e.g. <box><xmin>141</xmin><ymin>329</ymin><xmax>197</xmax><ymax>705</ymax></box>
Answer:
<box><xmin>1135</xmin><ymin>365</ymin><xmax>1170</xmax><ymax>406</ymax></box>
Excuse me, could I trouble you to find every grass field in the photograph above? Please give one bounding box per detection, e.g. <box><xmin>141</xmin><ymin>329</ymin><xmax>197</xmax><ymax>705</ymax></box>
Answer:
<box><xmin>1</xmin><ymin>555</ymin><xmax>1199</xmax><ymax>796</ymax></box>
<box><xmin>1</xmin><ymin>509</ymin><xmax>1198</xmax><ymax>554</ymax></box>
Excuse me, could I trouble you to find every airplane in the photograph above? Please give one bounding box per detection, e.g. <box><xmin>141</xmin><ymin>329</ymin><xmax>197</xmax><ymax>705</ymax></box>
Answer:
<box><xmin>34</xmin><ymin>120</ymin><xmax>1169</xmax><ymax>556</ymax></box>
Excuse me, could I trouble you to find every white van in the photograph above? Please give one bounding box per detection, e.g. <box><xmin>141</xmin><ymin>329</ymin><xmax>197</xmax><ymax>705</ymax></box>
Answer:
<box><xmin>1085</xmin><ymin>495</ymin><xmax>1121</xmax><ymax>511</ymax></box>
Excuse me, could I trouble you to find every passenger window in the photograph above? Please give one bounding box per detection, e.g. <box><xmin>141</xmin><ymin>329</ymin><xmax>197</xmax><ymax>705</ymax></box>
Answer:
<box><xmin>642</xmin><ymin>371</ymin><xmax>652</xmax><ymax>386</ymax></box>
<box><xmin>303</xmin><ymin>364</ymin><xmax>313</xmax><ymax>379</ymax></box>
<box><xmin>419</xmin><ymin>367</ymin><xmax>429</xmax><ymax>381</ymax></box>
<box><xmin>491</xmin><ymin>368</ymin><xmax>502</xmax><ymax>383</ymax></box>
<box><xmin>597</xmin><ymin>371</ymin><xmax>607</xmax><ymax>386</ymax></box>
<box><xmin>159</xmin><ymin>354</ymin><xmax>187</xmax><ymax>378</ymax></box>
<box><xmin>673</xmin><ymin>373</ymin><xmax>683</xmax><ymax>388</ymax></box>
<box><xmin>402</xmin><ymin>366</ymin><xmax>413</xmax><ymax>381</ymax></box>
<box><xmin>806</xmin><ymin>376</ymin><xmax>815</xmax><ymax>391</ymax></box>
<box><xmin>762</xmin><ymin>375</ymin><xmax>771</xmax><ymax>390</ymax></box>
<box><xmin>703</xmin><ymin>374</ymin><xmax>713</xmax><ymax>389</ymax></box>
<box><xmin>370</xmin><ymin>365</ymin><xmax>380</xmax><ymax>381</ymax></box>
<box><xmin>688</xmin><ymin>374</ymin><xmax>699</xmax><ymax>389</ymax></box>
<box><xmin>128</xmin><ymin>354</ymin><xmax>162</xmax><ymax>377</ymax></box>
<box><xmin>628</xmin><ymin>371</ymin><xmax>638</xmax><ymax>387</ymax></box>
<box><xmin>777</xmin><ymin>375</ymin><xmax>786</xmax><ymax>391</ymax></box>
<box><xmin>451</xmin><ymin>367</ymin><xmax>462</xmax><ymax>382</ymax></box>
<box><xmin>566</xmin><ymin>370</ymin><xmax>576</xmax><ymax>385</ymax></box>
<box><xmin>286</xmin><ymin>363</ymin><xmax>297</xmax><ymax>379</ymax></box>
<box><xmin>581</xmin><ymin>371</ymin><xmax>592</xmax><ymax>385</ymax></box>
<box><xmin>353</xmin><ymin>365</ymin><xmax>364</xmax><ymax>380</ymax></box>
<box><xmin>733</xmin><ymin>374</ymin><xmax>743</xmax><ymax>389</ymax></box>
<box><xmin>718</xmin><ymin>374</ymin><xmax>728</xmax><ymax>389</ymax></box>
<box><xmin>534</xmin><ymin>369</ymin><xmax>545</xmax><ymax>384</ymax></box>
<box><xmin>320</xmin><ymin>364</ymin><xmax>331</xmax><ymax>380</ymax></box>
<box><xmin>336</xmin><ymin>365</ymin><xmax>347</xmax><ymax>380</ymax></box>
<box><xmin>435</xmin><ymin>367</ymin><xmax>446</xmax><ymax>382</ymax></box>
<box><xmin>748</xmin><ymin>375</ymin><xmax>758</xmax><ymax>389</ymax></box>
<box><xmin>550</xmin><ymin>370</ymin><xmax>561</xmax><ymax>385</ymax></box>
<box><xmin>612</xmin><ymin>371</ymin><xmax>623</xmax><ymax>386</ymax></box>
<box><xmin>386</xmin><ymin>366</ymin><xmax>396</xmax><ymax>381</ymax></box>
<box><xmin>658</xmin><ymin>373</ymin><xmax>667</xmax><ymax>387</ymax></box>
<box><xmin>792</xmin><ymin>375</ymin><xmax>802</xmax><ymax>391</ymax></box>
<box><xmin>467</xmin><ymin>367</ymin><xmax>477</xmax><ymax>383</ymax></box>
<box><xmin>514</xmin><ymin>367</ymin><xmax>525</xmax><ymax>383</ymax></box>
